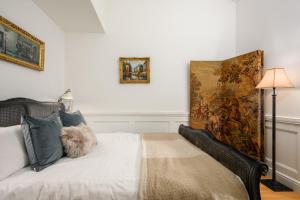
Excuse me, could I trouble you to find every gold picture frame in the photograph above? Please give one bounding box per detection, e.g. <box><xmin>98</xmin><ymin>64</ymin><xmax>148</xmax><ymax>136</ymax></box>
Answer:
<box><xmin>119</xmin><ymin>57</ymin><xmax>150</xmax><ymax>83</ymax></box>
<box><xmin>0</xmin><ymin>16</ymin><xmax>45</xmax><ymax>71</ymax></box>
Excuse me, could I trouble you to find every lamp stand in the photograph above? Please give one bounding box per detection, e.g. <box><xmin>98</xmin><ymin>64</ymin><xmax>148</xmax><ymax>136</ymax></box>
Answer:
<box><xmin>261</xmin><ymin>88</ymin><xmax>293</xmax><ymax>191</ymax></box>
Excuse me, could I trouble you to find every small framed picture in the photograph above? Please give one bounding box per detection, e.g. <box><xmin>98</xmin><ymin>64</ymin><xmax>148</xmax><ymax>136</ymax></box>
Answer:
<box><xmin>119</xmin><ymin>57</ymin><xmax>150</xmax><ymax>83</ymax></box>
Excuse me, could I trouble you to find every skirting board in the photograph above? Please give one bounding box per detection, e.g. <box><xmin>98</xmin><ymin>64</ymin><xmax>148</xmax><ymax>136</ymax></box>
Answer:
<box><xmin>265</xmin><ymin>115</ymin><xmax>300</xmax><ymax>193</ymax></box>
<box><xmin>266</xmin><ymin>167</ymin><xmax>300</xmax><ymax>193</ymax></box>
<box><xmin>83</xmin><ymin>112</ymin><xmax>300</xmax><ymax>192</ymax></box>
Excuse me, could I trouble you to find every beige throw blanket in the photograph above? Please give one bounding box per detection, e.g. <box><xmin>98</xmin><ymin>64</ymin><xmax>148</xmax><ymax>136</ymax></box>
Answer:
<box><xmin>139</xmin><ymin>133</ymin><xmax>249</xmax><ymax>200</ymax></box>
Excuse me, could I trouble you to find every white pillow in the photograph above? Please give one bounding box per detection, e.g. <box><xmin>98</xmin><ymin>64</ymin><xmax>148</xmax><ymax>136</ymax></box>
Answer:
<box><xmin>0</xmin><ymin>125</ymin><xmax>28</xmax><ymax>181</ymax></box>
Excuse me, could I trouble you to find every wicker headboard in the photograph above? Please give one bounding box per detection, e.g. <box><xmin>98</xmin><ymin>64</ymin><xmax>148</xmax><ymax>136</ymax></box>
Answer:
<box><xmin>0</xmin><ymin>98</ymin><xmax>65</xmax><ymax>127</ymax></box>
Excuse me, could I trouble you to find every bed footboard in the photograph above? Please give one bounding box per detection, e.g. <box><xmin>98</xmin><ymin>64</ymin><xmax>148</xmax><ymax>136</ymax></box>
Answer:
<box><xmin>178</xmin><ymin>125</ymin><xmax>268</xmax><ymax>200</ymax></box>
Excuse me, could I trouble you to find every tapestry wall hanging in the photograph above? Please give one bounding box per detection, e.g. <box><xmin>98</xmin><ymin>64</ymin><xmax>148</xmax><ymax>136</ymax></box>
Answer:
<box><xmin>0</xmin><ymin>16</ymin><xmax>45</xmax><ymax>71</ymax></box>
<box><xmin>190</xmin><ymin>50</ymin><xmax>264</xmax><ymax>160</ymax></box>
<box><xmin>119</xmin><ymin>57</ymin><xmax>150</xmax><ymax>83</ymax></box>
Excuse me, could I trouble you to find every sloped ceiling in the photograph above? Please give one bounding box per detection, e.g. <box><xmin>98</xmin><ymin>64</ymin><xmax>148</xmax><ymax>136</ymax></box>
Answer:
<box><xmin>32</xmin><ymin>0</ymin><xmax>105</xmax><ymax>33</ymax></box>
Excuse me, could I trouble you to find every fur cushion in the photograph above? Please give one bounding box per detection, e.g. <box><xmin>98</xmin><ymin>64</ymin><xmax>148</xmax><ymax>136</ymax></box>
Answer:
<box><xmin>60</xmin><ymin>124</ymin><xmax>97</xmax><ymax>158</ymax></box>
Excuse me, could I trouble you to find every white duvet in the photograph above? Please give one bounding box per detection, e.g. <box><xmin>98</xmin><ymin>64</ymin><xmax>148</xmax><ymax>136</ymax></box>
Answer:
<box><xmin>0</xmin><ymin>133</ymin><xmax>141</xmax><ymax>200</ymax></box>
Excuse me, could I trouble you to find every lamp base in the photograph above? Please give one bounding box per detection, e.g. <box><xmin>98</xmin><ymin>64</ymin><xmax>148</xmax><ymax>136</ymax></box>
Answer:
<box><xmin>261</xmin><ymin>179</ymin><xmax>293</xmax><ymax>192</ymax></box>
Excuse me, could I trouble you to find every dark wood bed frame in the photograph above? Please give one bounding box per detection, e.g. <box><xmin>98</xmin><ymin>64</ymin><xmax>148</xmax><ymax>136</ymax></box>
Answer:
<box><xmin>179</xmin><ymin>125</ymin><xmax>268</xmax><ymax>200</ymax></box>
<box><xmin>0</xmin><ymin>98</ymin><xmax>268</xmax><ymax>200</ymax></box>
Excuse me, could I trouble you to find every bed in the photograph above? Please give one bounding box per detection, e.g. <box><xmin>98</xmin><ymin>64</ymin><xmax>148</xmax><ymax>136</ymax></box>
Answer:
<box><xmin>0</xmin><ymin>98</ymin><xmax>268</xmax><ymax>200</ymax></box>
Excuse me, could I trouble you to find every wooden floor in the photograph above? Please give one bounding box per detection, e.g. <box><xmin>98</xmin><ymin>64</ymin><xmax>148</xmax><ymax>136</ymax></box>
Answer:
<box><xmin>261</xmin><ymin>177</ymin><xmax>300</xmax><ymax>200</ymax></box>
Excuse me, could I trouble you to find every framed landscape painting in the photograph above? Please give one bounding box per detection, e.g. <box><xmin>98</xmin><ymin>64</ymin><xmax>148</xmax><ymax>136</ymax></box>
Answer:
<box><xmin>119</xmin><ymin>57</ymin><xmax>150</xmax><ymax>83</ymax></box>
<box><xmin>0</xmin><ymin>16</ymin><xmax>45</xmax><ymax>71</ymax></box>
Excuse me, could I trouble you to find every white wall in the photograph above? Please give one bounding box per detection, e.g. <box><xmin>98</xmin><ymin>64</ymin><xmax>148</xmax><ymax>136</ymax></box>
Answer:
<box><xmin>236</xmin><ymin>0</ymin><xmax>300</xmax><ymax>117</ymax></box>
<box><xmin>65</xmin><ymin>0</ymin><xmax>236</xmax><ymax>114</ymax></box>
<box><xmin>0</xmin><ymin>0</ymin><xmax>65</xmax><ymax>101</ymax></box>
<box><xmin>237</xmin><ymin>0</ymin><xmax>300</xmax><ymax>191</ymax></box>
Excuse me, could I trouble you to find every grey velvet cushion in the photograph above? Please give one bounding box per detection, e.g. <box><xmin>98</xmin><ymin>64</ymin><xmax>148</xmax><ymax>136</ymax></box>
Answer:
<box><xmin>59</xmin><ymin>110</ymin><xmax>86</xmax><ymax>127</ymax></box>
<box><xmin>21</xmin><ymin>112</ymin><xmax>64</xmax><ymax>172</ymax></box>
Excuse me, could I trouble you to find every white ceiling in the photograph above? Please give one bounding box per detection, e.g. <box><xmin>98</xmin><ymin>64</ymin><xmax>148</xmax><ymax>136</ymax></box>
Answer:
<box><xmin>32</xmin><ymin>0</ymin><xmax>105</xmax><ymax>33</ymax></box>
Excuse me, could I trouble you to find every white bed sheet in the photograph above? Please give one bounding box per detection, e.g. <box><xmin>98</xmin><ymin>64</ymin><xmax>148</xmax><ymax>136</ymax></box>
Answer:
<box><xmin>0</xmin><ymin>133</ymin><xmax>141</xmax><ymax>200</ymax></box>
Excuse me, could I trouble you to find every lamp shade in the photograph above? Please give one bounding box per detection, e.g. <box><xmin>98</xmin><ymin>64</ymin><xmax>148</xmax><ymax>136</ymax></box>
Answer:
<box><xmin>256</xmin><ymin>68</ymin><xmax>294</xmax><ymax>89</ymax></box>
<box><xmin>58</xmin><ymin>89</ymin><xmax>74</xmax><ymax>112</ymax></box>
<box><xmin>60</xmin><ymin>89</ymin><xmax>73</xmax><ymax>100</ymax></box>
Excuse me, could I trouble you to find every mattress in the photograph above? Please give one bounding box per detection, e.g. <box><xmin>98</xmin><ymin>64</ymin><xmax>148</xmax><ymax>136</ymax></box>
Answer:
<box><xmin>0</xmin><ymin>133</ymin><xmax>141</xmax><ymax>200</ymax></box>
<box><xmin>0</xmin><ymin>132</ymin><xmax>248</xmax><ymax>200</ymax></box>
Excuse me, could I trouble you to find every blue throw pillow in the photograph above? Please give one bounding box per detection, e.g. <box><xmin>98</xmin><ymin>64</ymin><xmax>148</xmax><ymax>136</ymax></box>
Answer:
<box><xmin>59</xmin><ymin>110</ymin><xmax>86</xmax><ymax>127</ymax></box>
<box><xmin>21</xmin><ymin>112</ymin><xmax>63</xmax><ymax>172</ymax></box>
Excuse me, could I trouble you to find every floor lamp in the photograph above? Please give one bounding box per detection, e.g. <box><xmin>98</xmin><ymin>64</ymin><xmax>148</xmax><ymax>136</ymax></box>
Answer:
<box><xmin>256</xmin><ymin>68</ymin><xmax>294</xmax><ymax>191</ymax></box>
